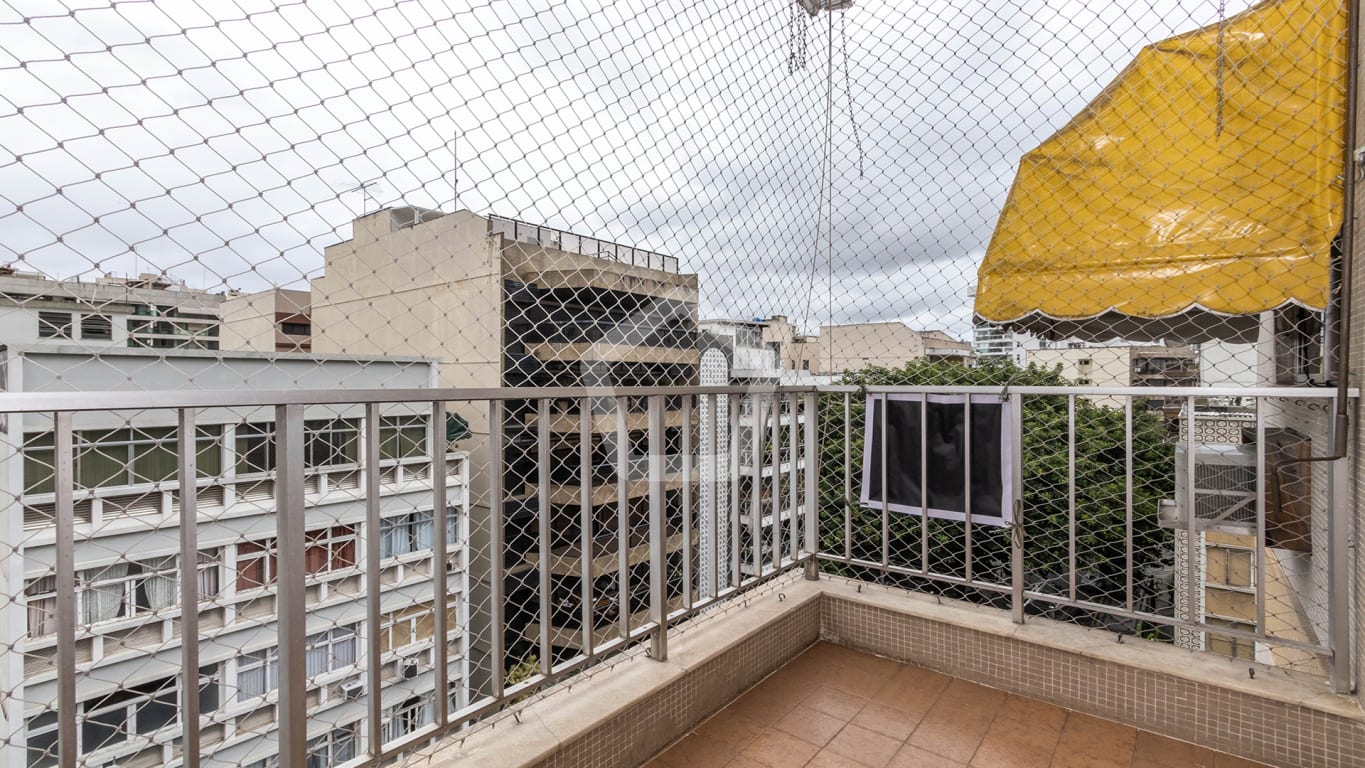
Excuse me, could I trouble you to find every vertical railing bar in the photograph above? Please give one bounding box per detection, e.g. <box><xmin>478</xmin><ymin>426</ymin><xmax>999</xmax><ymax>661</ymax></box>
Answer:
<box><xmin>1124</xmin><ymin>397</ymin><xmax>1135</xmax><ymax>615</ymax></box>
<box><xmin>788</xmin><ymin>394</ymin><xmax>800</xmax><ymax>564</ymax></box>
<box><xmin>842</xmin><ymin>392</ymin><xmax>851</xmax><ymax>563</ymax></box>
<box><xmin>578</xmin><ymin>398</ymin><xmax>594</xmax><ymax>657</ymax></box>
<box><xmin>431</xmin><ymin>400</ymin><xmax>450</xmax><ymax>724</ymax></box>
<box><xmin>1254</xmin><ymin>397</ymin><xmax>1267</xmax><ymax>638</ymax></box>
<box><xmin>729</xmin><ymin>393</ymin><xmax>742</xmax><ymax>588</ymax></box>
<box><xmin>1067</xmin><ymin>395</ymin><xmax>1077</xmax><ymax>602</ymax></box>
<box><xmin>275</xmin><ymin>403</ymin><xmax>307</xmax><ymax>768</ymax></box>
<box><xmin>681</xmin><ymin>395</ymin><xmax>694</xmax><ymax>609</ymax></box>
<box><xmin>536</xmin><ymin>398</ymin><xmax>552</xmax><ymax>676</ymax></box>
<box><xmin>964</xmin><ymin>393</ymin><xmax>973</xmax><ymax>584</ymax></box>
<box><xmin>707</xmin><ymin>394</ymin><xmax>720</xmax><ymax>597</ymax></box>
<box><xmin>364</xmin><ymin>403</ymin><xmax>384</xmax><ymax>755</ymax></box>
<box><xmin>803</xmin><ymin>392</ymin><xmax>819</xmax><ymax>579</ymax></box>
<box><xmin>488</xmin><ymin>401</ymin><xmax>507</xmax><ymax>699</ymax></box>
<box><xmin>1328</xmin><ymin>398</ymin><xmax>1352</xmax><ymax>692</ymax></box>
<box><xmin>920</xmin><ymin>396</ymin><xmax>928</xmax><ymax>575</ymax></box>
<box><xmin>769</xmin><ymin>392</ymin><xmax>781</xmax><ymax>571</ymax></box>
<box><xmin>1183</xmin><ymin>395</ymin><xmax>1200</xmax><ymax>643</ymax></box>
<box><xmin>751</xmin><ymin>394</ymin><xmax>764</xmax><ymax>578</ymax></box>
<box><xmin>176</xmin><ymin>408</ymin><xmax>201</xmax><ymax>768</ymax></box>
<box><xmin>54</xmin><ymin>412</ymin><xmax>76</xmax><ymax>768</ymax></box>
<box><xmin>647</xmin><ymin>395</ymin><xmax>667</xmax><ymax>661</ymax></box>
<box><xmin>1010</xmin><ymin>393</ymin><xmax>1025</xmax><ymax>624</ymax></box>
<box><xmin>880</xmin><ymin>393</ymin><xmax>889</xmax><ymax>570</ymax></box>
<box><xmin>616</xmin><ymin>397</ymin><xmax>630</xmax><ymax>639</ymax></box>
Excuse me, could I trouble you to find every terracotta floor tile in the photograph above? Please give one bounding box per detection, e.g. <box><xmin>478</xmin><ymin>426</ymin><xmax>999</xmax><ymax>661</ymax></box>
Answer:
<box><xmin>696</xmin><ymin>711</ymin><xmax>766</xmax><ymax>754</ymax></box>
<box><xmin>740</xmin><ymin>728</ymin><xmax>822</xmax><ymax>767</ymax></box>
<box><xmin>849</xmin><ymin>702</ymin><xmax>920</xmax><ymax>742</ymax></box>
<box><xmin>824</xmin><ymin>723</ymin><xmax>905</xmax><ymax>768</ymax></box>
<box><xmin>1214</xmin><ymin>755</ymin><xmax>1274</xmax><ymax>768</ymax></box>
<box><xmin>888</xmin><ymin>744</ymin><xmax>968</xmax><ymax>768</ymax></box>
<box><xmin>994</xmin><ymin>695</ymin><xmax>1067</xmax><ymax>732</ymax></box>
<box><xmin>659</xmin><ymin>731</ymin><xmax>741</xmax><ymax>766</ymax></box>
<box><xmin>803</xmin><ymin>685</ymin><xmax>869</xmax><ymax>721</ymax></box>
<box><xmin>871</xmin><ymin>666</ymin><xmax>950</xmax><ymax>719</ymax></box>
<box><xmin>1050</xmin><ymin>714</ymin><xmax>1137</xmax><ymax>768</ymax></box>
<box><xmin>806</xmin><ymin>749</ymin><xmax>869</xmax><ymax>768</ymax></box>
<box><xmin>969</xmin><ymin>715</ymin><xmax>1060</xmax><ymax>768</ymax></box>
<box><xmin>825</xmin><ymin>665</ymin><xmax>894</xmax><ymax>699</ymax></box>
<box><xmin>777</xmin><ymin>705</ymin><xmax>848</xmax><ymax>747</ymax></box>
<box><xmin>725</xmin><ymin>756</ymin><xmax>771</xmax><ymax>768</ymax></box>
<box><xmin>904</xmin><ymin>680</ymin><xmax>1003</xmax><ymax>764</ymax></box>
<box><xmin>730</xmin><ymin>686</ymin><xmax>803</xmax><ymax>726</ymax></box>
<box><xmin>1131</xmin><ymin>731</ymin><xmax>1218</xmax><ymax>768</ymax></box>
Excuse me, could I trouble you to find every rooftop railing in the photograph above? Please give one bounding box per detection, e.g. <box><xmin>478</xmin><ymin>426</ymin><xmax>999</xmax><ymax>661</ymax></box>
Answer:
<box><xmin>488</xmin><ymin>215</ymin><xmax>681</xmax><ymax>274</ymax></box>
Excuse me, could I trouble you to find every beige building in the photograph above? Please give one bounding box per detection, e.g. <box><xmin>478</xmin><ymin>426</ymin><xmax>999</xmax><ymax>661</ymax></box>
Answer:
<box><xmin>761</xmin><ymin>318</ymin><xmax>970</xmax><ymax>374</ymax></box>
<box><xmin>218</xmin><ymin>287</ymin><xmax>311</xmax><ymax>352</ymax></box>
<box><xmin>1027</xmin><ymin>344</ymin><xmax>1198</xmax><ymax>410</ymax></box>
<box><xmin>311</xmin><ymin>207</ymin><xmax>700</xmax><ymax>675</ymax></box>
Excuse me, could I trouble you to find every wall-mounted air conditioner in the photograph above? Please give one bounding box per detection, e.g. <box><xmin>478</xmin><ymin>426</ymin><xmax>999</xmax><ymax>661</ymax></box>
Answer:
<box><xmin>340</xmin><ymin>680</ymin><xmax>365</xmax><ymax>701</ymax></box>
<box><xmin>1160</xmin><ymin>443</ymin><xmax>1257</xmax><ymax>531</ymax></box>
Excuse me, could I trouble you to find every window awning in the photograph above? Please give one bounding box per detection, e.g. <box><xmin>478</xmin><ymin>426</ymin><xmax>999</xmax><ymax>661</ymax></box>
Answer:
<box><xmin>974</xmin><ymin>0</ymin><xmax>1345</xmax><ymax>343</ymax></box>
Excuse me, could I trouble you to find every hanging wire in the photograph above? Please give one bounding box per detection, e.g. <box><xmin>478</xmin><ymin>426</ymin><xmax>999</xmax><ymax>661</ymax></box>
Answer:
<box><xmin>840</xmin><ymin>9</ymin><xmax>866</xmax><ymax>178</ymax></box>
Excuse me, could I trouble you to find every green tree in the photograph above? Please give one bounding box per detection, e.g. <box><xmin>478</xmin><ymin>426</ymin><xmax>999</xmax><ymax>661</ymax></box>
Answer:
<box><xmin>815</xmin><ymin>359</ymin><xmax>1174</xmax><ymax>624</ymax></box>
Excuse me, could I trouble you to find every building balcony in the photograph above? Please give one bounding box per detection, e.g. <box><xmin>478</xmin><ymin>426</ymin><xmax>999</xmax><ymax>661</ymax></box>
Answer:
<box><xmin>6</xmin><ymin>384</ymin><xmax>1358</xmax><ymax>768</ymax></box>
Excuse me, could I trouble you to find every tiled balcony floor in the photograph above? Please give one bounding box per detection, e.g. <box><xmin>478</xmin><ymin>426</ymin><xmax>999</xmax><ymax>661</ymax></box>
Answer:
<box><xmin>647</xmin><ymin>642</ymin><xmax>1270</xmax><ymax>768</ymax></box>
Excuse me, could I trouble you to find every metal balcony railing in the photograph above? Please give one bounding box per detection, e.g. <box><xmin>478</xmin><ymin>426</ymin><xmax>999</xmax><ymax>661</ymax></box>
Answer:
<box><xmin>488</xmin><ymin>215</ymin><xmax>681</xmax><ymax>273</ymax></box>
<box><xmin>1</xmin><ymin>383</ymin><xmax>1353</xmax><ymax>768</ymax></box>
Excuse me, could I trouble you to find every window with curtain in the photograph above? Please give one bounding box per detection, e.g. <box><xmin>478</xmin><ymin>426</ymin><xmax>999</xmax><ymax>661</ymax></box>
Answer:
<box><xmin>303</xmin><ymin>525</ymin><xmax>357</xmax><ymax>575</ymax></box>
<box><xmin>236</xmin><ymin>647</ymin><xmax>279</xmax><ymax>701</ymax></box>
<box><xmin>379</xmin><ymin>511</ymin><xmax>433</xmax><ymax>559</ymax></box>
<box><xmin>236</xmin><ymin>539</ymin><xmax>277</xmax><ymax>591</ymax></box>
<box><xmin>78</xmin><ymin>557</ymin><xmax>179</xmax><ymax>626</ymax></box>
<box><xmin>304</xmin><ymin>626</ymin><xmax>357</xmax><ymax>678</ymax></box>
<box><xmin>196</xmin><ymin>550</ymin><xmax>221</xmax><ymax>601</ymax></box>
<box><xmin>382</xmin><ymin>695</ymin><xmax>433</xmax><ymax>744</ymax></box>
<box><xmin>306</xmin><ymin>724</ymin><xmax>358</xmax><ymax>768</ymax></box>
<box><xmin>25</xmin><ymin>575</ymin><xmax>57</xmax><ymax>637</ymax></box>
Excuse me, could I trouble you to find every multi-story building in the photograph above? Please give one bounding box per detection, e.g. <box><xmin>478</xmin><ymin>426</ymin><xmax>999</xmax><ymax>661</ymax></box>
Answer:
<box><xmin>311</xmin><ymin>208</ymin><xmax>698</xmax><ymax>670</ymax></box>
<box><xmin>970</xmin><ymin>317</ymin><xmax>1055</xmax><ymax>366</ymax></box>
<box><xmin>3</xmin><ymin>345</ymin><xmax>469</xmax><ymax>768</ymax></box>
<box><xmin>1028</xmin><ymin>344</ymin><xmax>1198</xmax><ymax>412</ymax></box>
<box><xmin>219</xmin><ymin>289</ymin><xmax>311</xmax><ymax>353</ymax></box>
<box><xmin>0</xmin><ymin>270</ymin><xmax>222</xmax><ymax>351</ymax></box>
<box><xmin>758</xmin><ymin>317</ymin><xmax>971</xmax><ymax>373</ymax></box>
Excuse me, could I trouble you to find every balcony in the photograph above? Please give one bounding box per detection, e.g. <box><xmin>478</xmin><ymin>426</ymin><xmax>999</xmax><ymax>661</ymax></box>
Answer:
<box><xmin>5</xmin><ymin>384</ymin><xmax>1359</xmax><ymax>768</ymax></box>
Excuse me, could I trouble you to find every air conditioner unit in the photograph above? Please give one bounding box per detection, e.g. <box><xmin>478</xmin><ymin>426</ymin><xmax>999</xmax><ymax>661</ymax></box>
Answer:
<box><xmin>398</xmin><ymin>658</ymin><xmax>421</xmax><ymax>679</ymax></box>
<box><xmin>1161</xmin><ymin>443</ymin><xmax>1257</xmax><ymax>531</ymax></box>
<box><xmin>339</xmin><ymin>680</ymin><xmax>365</xmax><ymax>701</ymax></box>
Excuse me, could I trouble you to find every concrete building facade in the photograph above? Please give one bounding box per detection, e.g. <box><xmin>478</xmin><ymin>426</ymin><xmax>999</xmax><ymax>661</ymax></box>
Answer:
<box><xmin>219</xmin><ymin>289</ymin><xmax>311</xmax><ymax>353</ymax></box>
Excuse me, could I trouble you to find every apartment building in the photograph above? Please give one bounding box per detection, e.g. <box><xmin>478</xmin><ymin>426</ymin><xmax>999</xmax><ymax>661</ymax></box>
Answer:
<box><xmin>4</xmin><ymin>346</ymin><xmax>469</xmax><ymax>768</ymax></box>
<box><xmin>759</xmin><ymin>317</ymin><xmax>972</xmax><ymax>373</ymax></box>
<box><xmin>219</xmin><ymin>289</ymin><xmax>311</xmax><ymax>353</ymax></box>
<box><xmin>311</xmin><ymin>208</ymin><xmax>698</xmax><ymax>669</ymax></box>
<box><xmin>1027</xmin><ymin>344</ymin><xmax>1198</xmax><ymax>413</ymax></box>
<box><xmin>0</xmin><ymin>270</ymin><xmax>222</xmax><ymax>351</ymax></box>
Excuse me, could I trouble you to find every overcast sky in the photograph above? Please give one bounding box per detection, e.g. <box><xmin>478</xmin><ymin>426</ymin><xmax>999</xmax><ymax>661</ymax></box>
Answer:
<box><xmin>0</xmin><ymin>0</ymin><xmax>1255</xmax><ymax>339</ymax></box>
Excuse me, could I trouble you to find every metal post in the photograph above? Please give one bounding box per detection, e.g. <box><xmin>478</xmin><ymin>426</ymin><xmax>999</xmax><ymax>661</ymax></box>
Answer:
<box><xmin>729</xmin><ymin>393</ymin><xmax>742</xmax><ymax>587</ymax></box>
<box><xmin>1328</xmin><ymin>403</ymin><xmax>1353</xmax><ymax>693</ymax></box>
<box><xmin>536</xmin><ymin>398</ymin><xmax>552</xmax><ymax>676</ymax></box>
<box><xmin>1010</xmin><ymin>394</ymin><xmax>1024</xmax><ymax>624</ymax></box>
<box><xmin>708</xmin><ymin>394</ymin><xmax>721</xmax><ymax>595</ymax></box>
<box><xmin>788</xmin><ymin>394</ymin><xmax>799</xmax><ymax>564</ymax></box>
<box><xmin>647</xmin><ymin>395</ymin><xmax>668</xmax><ymax>661</ymax></box>
<box><xmin>431</xmin><ymin>400</ymin><xmax>451</xmax><ymax>722</ymax></box>
<box><xmin>1124</xmin><ymin>397</ymin><xmax>1134</xmax><ymax>614</ymax></box>
<box><xmin>842</xmin><ymin>392</ymin><xmax>851</xmax><ymax>563</ymax></box>
<box><xmin>880</xmin><ymin>393</ymin><xmax>889</xmax><ymax>570</ymax></box>
<box><xmin>1183</xmin><ymin>395</ymin><xmax>1200</xmax><ymax>647</ymax></box>
<box><xmin>751</xmin><ymin>395</ymin><xmax>765</xmax><ymax>576</ymax></box>
<box><xmin>54</xmin><ymin>412</ymin><xmax>76</xmax><ymax>768</ymax></box>
<box><xmin>488</xmin><ymin>401</ymin><xmax>506</xmax><ymax>699</ymax></box>
<box><xmin>964</xmin><ymin>394</ymin><xmax>973</xmax><ymax>583</ymax></box>
<box><xmin>364</xmin><ymin>404</ymin><xmax>384</xmax><ymax>754</ymax></box>
<box><xmin>1067</xmin><ymin>395</ymin><xmax>1077</xmax><ymax>602</ymax></box>
<box><xmin>803</xmin><ymin>392</ymin><xmax>819</xmax><ymax>580</ymax></box>
<box><xmin>176</xmin><ymin>409</ymin><xmax>201</xmax><ymax>768</ymax></box>
<box><xmin>681</xmin><ymin>395</ymin><xmax>694</xmax><ymax>608</ymax></box>
<box><xmin>615</xmin><ymin>398</ymin><xmax>630</xmax><ymax>639</ymax></box>
<box><xmin>578</xmin><ymin>398</ymin><xmax>594</xmax><ymax>656</ymax></box>
<box><xmin>1254</xmin><ymin>398</ymin><xmax>1266</xmax><ymax>637</ymax></box>
<box><xmin>769</xmin><ymin>392</ymin><xmax>781</xmax><ymax>570</ymax></box>
<box><xmin>920</xmin><ymin>396</ymin><xmax>928</xmax><ymax>575</ymax></box>
<box><xmin>274</xmin><ymin>404</ymin><xmax>307</xmax><ymax>768</ymax></box>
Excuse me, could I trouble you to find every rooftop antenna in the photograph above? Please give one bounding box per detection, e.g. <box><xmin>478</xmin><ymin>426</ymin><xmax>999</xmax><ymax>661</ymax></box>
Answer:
<box><xmin>340</xmin><ymin>181</ymin><xmax>383</xmax><ymax>214</ymax></box>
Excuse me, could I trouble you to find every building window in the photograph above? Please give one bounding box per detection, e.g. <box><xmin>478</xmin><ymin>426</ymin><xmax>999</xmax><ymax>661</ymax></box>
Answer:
<box><xmin>304</xmin><ymin>525</ymin><xmax>358</xmax><ymax>575</ymax></box>
<box><xmin>379</xmin><ymin>510</ymin><xmax>457</xmax><ymax>560</ymax></box>
<box><xmin>305</xmin><ymin>626</ymin><xmax>358</xmax><ymax>678</ymax></box>
<box><xmin>37</xmin><ymin>311</ymin><xmax>72</xmax><ymax>339</ymax></box>
<box><xmin>1076</xmin><ymin>378</ymin><xmax>1091</xmax><ymax>385</ymax></box>
<box><xmin>236</xmin><ymin>647</ymin><xmax>280</xmax><ymax>702</ymax></box>
<box><xmin>22</xmin><ymin>426</ymin><xmax>222</xmax><ymax>495</ymax></box>
<box><xmin>25</xmin><ymin>712</ymin><xmax>58</xmax><ymax>767</ymax></box>
<box><xmin>78</xmin><ymin>677</ymin><xmax>179</xmax><ymax>757</ymax></box>
<box><xmin>305</xmin><ymin>419</ymin><xmax>358</xmax><ymax>468</ymax></box>
<box><xmin>236</xmin><ymin>539</ymin><xmax>278</xmax><ymax>591</ymax></box>
<box><xmin>380</xmin><ymin>604</ymin><xmax>436</xmax><ymax>654</ymax></box>
<box><xmin>379</xmin><ymin>415</ymin><xmax>427</xmax><ymax>460</ymax></box>
<box><xmin>79</xmin><ymin>557</ymin><xmax>178</xmax><ymax>626</ymax></box>
<box><xmin>383</xmin><ymin>695</ymin><xmax>433</xmax><ymax>744</ymax></box>
<box><xmin>1207</xmin><ymin>545</ymin><xmax>1253</xmax><ymax>589</ymax></box>
<box><xmin>196</xmin><ymin>550</ymin><xmax>222</xmax><ymax>601</ymax></box>
<box><xmin>1206</xmin><ymin>618</ymin><xmax>1256</xmax><ymax>661</ymax></box>
<box><xmin>24</xmin><ymin>575</ymin><xmax>57</xmax><ymax>637</ymax></box>
<box><xmin>307</xmin><ymin>724</ymin><xmax>358</xmax><ymax>768</ymax></box>
<box><xmin>235</xmin><ymin>423</ymin><xmax>274</xmax><ymax>475</ymax></box>
<box><xmin>80</xmin><ymin>314</ymin><xmax>113</xmax><ymax>341</ymax></box>
<box><xmin>280</xmin><ymin>321</ymin><xmax>310</xmax><ymax>336</ymax></box>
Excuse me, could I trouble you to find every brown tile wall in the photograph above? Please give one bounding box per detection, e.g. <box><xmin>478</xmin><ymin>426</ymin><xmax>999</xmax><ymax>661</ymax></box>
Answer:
<box><xmin>821</xmin><ymin>595</ymin><xmax>1365</xmax><ymax>768</ymax></box>
<box><xmin>527</xmin><ymin>598</ymin><xmax>822</xmax><ymax>768</ymax></box>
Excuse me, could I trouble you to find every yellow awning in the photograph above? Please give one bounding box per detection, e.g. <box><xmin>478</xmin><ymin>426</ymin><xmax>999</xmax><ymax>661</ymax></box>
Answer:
<box><xmin>975</xmin><ymin>0</ymin><xmax>1345</xmax><ymax>340</ymax></box>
